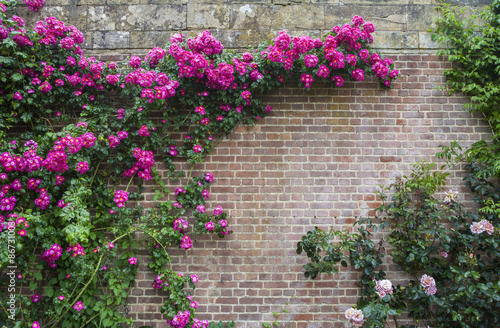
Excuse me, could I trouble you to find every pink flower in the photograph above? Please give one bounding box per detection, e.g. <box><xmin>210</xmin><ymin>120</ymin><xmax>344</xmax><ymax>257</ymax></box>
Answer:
<box><xmin>440</xmin><ymin>251</ymin><xmax>448</xmax><ymax>258</ymax></box>
<box><xmin>219</xmin><ymin>219</ymin><xmax>227</xmax><ymax>227</ymax></box>
<box><xmin>114</xmin><ymin>190</ymin><xmax>129</xmax><ymax>208</ymax></box>
<box><xmin>117</xmin><ymin>131</ymin><xmax>128</xmax><ymax>140</ymax></box>
<box><xmin>180</xmin><ymin>235</ymin><xmax>192</xmax><ymax>249</ymax></box>
<box><xmin>205</xmin><ymin>221</ymin><xmax>214</xmax><ymax>231</ymax></box>
<box><xmin>128</xmin><ymin>257</ymin><xmax>137</xmax><ymax>265</ymax></box>
<box><xmin>202</xmin><ymin>190</ymin><xmax>210</xmax><ymax>199</ymax></box>
<box><xmin>196</xmin><ymin>205</ymin><xmax>206</xmax><ymax>213</ymax></box>
<box><xmin>13</xmin><ymin>92</ymin><xmax>23</xmax><ymax>100</ymax></box>
<box><xmin>108</xmin><ymin>242</ymin><xmax>114</xmax><ymax>249</ymax></box>
<box><xmin>58</xmin><ymin>295</ymin><xmax>65</xmax><ymax>300</ymax></box>
<box><xmin>76</xmin><ymin>161</ymin><xmax>89</xmax><ymax>174</ymax></box>
<box><xmin>193</xmin><ymin>145</ymin><xmax>202</xmax><ymax>153</ymax></box>
<box><xmin>32</xmin><ymin>322</ymin><xmax>40</xmax><ymax>328</ymax></box>
<box><xmin>471</xmin><ymin>219</ymin><xmax>494</xmax><ymax>235</ymax></box>
<box><xmin>73</xmin><ymin>301</ymin><xmax>84</xmax><ymax>311</ymax></box>
<box><xmin>31</xmin><ymin>294</ymin><xmax>40</xmax><ymax>302</ymax></box>
<box><xmin>421</xmin><ymin>274</ymin><xmax>437</xmax><ymax>295</ymax></box>
<box><xmin>351</xmin><ymin>69</ymin><xmax>364</xmax><ymax>81</ymax></box>
<box><xmin>304</xmin><ymin>54</ymin><xmax>318</xmax><ymax>67</ymax></box>
<box><xmin>190</xmin><ymin>275</ymin><xmax>199</xmax><ymax>283</ymax></box>
<box><xmin>138</xmin><ymin>125</ymin><xmax>150</xmax><ymax>137</ymax></box>
<box><xmin>214</xmin><ymin>206</ymin><xmax>223</xmax><ymax>215</ymax></box>
<box><xmin>241</xmin><ymin>90</ymin><xmax>251</xmax><ymax>99</ymax></box>
<box><xmin>169</xmin><ymin>146</ymin><xmax>178</xmax><ymax>156</ymax></box>
<box><xmin>190</xmin><ymin>301</ymin><xmax>199</xmax><ymax>308</ymax></box>
<box><xmin>195</xmin><ymin>106</ymin><xmax>206</xmax><ymax>115</ymax></box>
<box><xmin>205</xmin><ymin>172</ymin><xmax>214</xmax><ymax>183</ymax></box>
<box><xmin>129</xmin><ymin>55</ymin><xmax>141</xmax><ymax>68</ymax></box>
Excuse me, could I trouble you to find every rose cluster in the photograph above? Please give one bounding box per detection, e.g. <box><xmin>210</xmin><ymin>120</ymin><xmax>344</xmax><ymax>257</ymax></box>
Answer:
<box><xmin>345</xmin><ymin>307</ymin><xmax>364</xmax><ymax>327</ymax></box>
<box><xmin>123</xmin><ymin>148</ymin><xmax>154</xmax><ymax>181</ymax></box>
<box><xmin>470</xmin><ymin>219</ymin><xmax>495</xmax><ymax>235</ymax></box>
<box><xmin>41</xmin><ymin>244</ymin><xmax>63</xmax><ymax>268</ymax></box>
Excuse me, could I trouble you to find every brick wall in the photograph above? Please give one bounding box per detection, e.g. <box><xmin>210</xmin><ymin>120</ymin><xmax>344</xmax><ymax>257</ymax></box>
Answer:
<box><xmin>15</xmin><ymin>1</ymin><xmax>493</xmax><ymax>327</ymax></box>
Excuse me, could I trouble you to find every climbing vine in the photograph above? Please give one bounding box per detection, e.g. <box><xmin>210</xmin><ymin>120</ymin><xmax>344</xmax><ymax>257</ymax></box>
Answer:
<box><xmin>0</xmin><ymin>0</ymin><xmax>398</xmax><ymax>326</ymax></box>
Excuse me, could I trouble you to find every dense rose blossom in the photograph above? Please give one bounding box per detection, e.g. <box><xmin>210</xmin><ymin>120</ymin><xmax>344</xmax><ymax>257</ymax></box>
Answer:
<box><xmin>13</xmin><ymin>92</ymin><xmax>22</xmax><ymax>100</ymax></box>
<box><xmin>196</xmin><ymin>205</ymin><xmax>206</xmax><ymax>213</ymax></box>
<box><xmin>117</xmin><ymin>131</ymin><xmax>128</xmax><ymax>140</ymax></box>
<box><xmin>205</xmin><ymin>172</ymin><xmax>214</xmax><ymax>183</ymax></box>
<box><xmin>41</xmin><ymin>244</ymin><xmax>62</xmax><ymax>268</ymax></box>
<box><xmin>59</xmin><ymin>37</ymin><xmax>74</xmax><ymax>49</ymax></box>
<box><xmin>108</xmin><ymin>135</ymin><xmax>120</xmax><ymax>148</ymax></box>
<box><xmin>187</xmin><ymin>30</ymin><xmax>223</xmax><ymax>56</ymax></box>
<box><xmin>25</xmin><ymin>0</ymin><xmax>45</xmax><ymax>12</ymax></box>
<box><xmin>317</xmin><ymin>64</ymin><xmax>330</xmax><ymax>79</ymax></box>
<box><xmin>117</xmin><ymin>108</ymin><xmax>125</xmax><ymax>119</ymax></box>
<box><xmin>67</xmin><ymin>243</ymin><xmax>85</xmax><ymax>257</ymax></box>
<box><xmin>202</xmin><ymin>189</ymin><xmax>210</xmax><ymax>199</ymax></box>
<box><xmin>173</xmin><ymin>217</ymin><xmax>188</xmax><ymax>232</ymax></box>
<box><xmin>129</xmin><ymin>55</ymin><xmax>141</xmax><ymax>68</ymax></box>
<box><xmin>351</xmin><ymin>69</ymin><xmax>364</xmax><ymax>81</ymax></box>
<box><xmin>205</xmin><ymin>221</ymin><xmax>214</xmax><ymax>231</ymax></box>
<box><xmin>138</xmin><ymin>125</ymin><xmax>150</xmax><ymax>137</ymax></box>
<box><xmin>471</xmin><ymin>219</ymin><xmax>494</xmax><ymax>235</ymax></box>
<box><xmin>304</xmin><ymin>54</ymin><xmax>318</xmax><ymax>67</ymax></box>
<box><xmin>300</xmin><ymin>74</ymin><xmax>313</xmax><ymax>88</ymax></box>
<box><xmin>114</xmin><ymin>190</ymin><xmax>129</xmax><ymax>208</ymax></box>
<box><xmin>123</xmin><ymin>148</ymin><xmax>154</xmax><ymax>180</ymax></box>
<box><xmin>175</xmin><ymin>187</ymin><xmax>186</xmax><ymax>195</ymax></box>
<box><xmin>81</xmin><ymin>132</ymin><xmax>96</xmax><ymax>148</ymax></box>
<box><xmin>214</xmin><ymin>206</ymin><xmax>223</xmax><ymax>215</ymax></box>
<box><xmin>180</xmin><ymin>235</ymin><xmax>192</xmax><ymax>250</ymax></box>
<box><xmin>345</xmin><ymin>308</ymin><xmax>364</xmax><ymax>327</ymax></box>
<box><xmin>166</xmin><ymin>310</ymin><xmax>191</xmax><ymax>328</ymax></box>
<box><xmin>75</xmin><ymin>161</ymin><xmax>89</xmax><ymax>174</ymax></box>
<box><xmin>195</xmin><ymin>106</ymin><xmax>206</xmax><ymax>115</ymax></box>
<box><xmin>73</xmin><ymin>301</ymin><xmax>84</xmax><ymax>312</ymax></box>
<box><xmin>106</xmin><ymin>74</ymin><xmax>120</xmax><ymax>85</ymax></box>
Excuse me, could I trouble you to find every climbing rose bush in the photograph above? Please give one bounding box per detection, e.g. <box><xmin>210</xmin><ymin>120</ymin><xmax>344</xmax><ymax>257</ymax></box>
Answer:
<box><xmin>0</xmin><ymin>0</ymin><xmax>398</xmax><ymax>326</ymax></box>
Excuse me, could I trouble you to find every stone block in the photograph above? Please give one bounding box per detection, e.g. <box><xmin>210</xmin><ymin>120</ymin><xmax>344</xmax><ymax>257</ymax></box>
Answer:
<box><xmin>230</xmin><ymin>4</ymin><xmax>324</xmax><ymax>30</ymax></box>
<box><xmin>407</xmin><ymin>5</ymin><xmax>438</xmax><ymax>31</ymax></box>
<box><xmin>16</xmin><ymin>5</ymin><xmax>87</xmax><ymax>31</ymax></box>
<box><xmin>93</xmin><ymin>31</ymin><xmax>130</xmax><ymax>49</ymax></box>
<box><xmin>187</xmin><ymin>4</ymin><xmax>231</xmax><ymax>29</ymax></box>
<box><xmin>88</xmin><ymin>6</ymin><xmax>117</xmax><ymax>30</ymax></box>
<box><xmin>121</xmin><ymin>5</ymin><xmax>186</xmax><ymax>30</ymax></box>
<box><xmin>341</xmin><ymin>0</ymin><xmax>410</xmax><ymax>4</ymax></box>
<box><xmin>139</xmin><ymin>0</ymin><xmax>188</xmax><ymax>3</ymax></box>
<box><xmin>325</xmin><ymin>5</ymin><xmax>407</xmax><ymax>31</ymax></box>
<box><xmin>130</xmin><ymin>31</ymin><xmax>173</xmax><ymax>48</ymax></box>
<box><xmin>371</xmin><ymin>31</ymin><xmax>419</xmax><ymax>49</ymax></box>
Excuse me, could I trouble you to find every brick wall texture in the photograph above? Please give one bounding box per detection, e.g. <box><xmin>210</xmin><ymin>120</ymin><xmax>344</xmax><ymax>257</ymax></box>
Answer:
<box><xmin>16</xmin><ymin>0</ymin><xmax>494</xmax><ymax>327</ymax></box>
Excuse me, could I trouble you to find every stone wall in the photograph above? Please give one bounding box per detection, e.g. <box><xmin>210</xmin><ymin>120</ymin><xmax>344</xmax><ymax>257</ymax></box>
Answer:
<box><xmin>17</xmin><ymin>0</ymin><xmax>491</xmax><ymax>54</ymax></box>
<box><xmin>14</xmin><ymin>1</ymin><xmax>494</xmax><ymax>327</ymax></box>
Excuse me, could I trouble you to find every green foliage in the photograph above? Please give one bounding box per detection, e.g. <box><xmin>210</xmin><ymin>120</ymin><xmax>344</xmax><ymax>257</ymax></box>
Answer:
<box><xmin>432</xmin><ymin>0</ymin><xmax>500</xmax><ymax>177</ymax></box>
<box><xmin>297</xmin><ymin>161</ymin><xmax>500</xmax><ymax>327</ymax></box>
<box><xmin>0</xmin><ymin>0</ymin><xmax>397</xmax><ymax>326</ymax></box>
